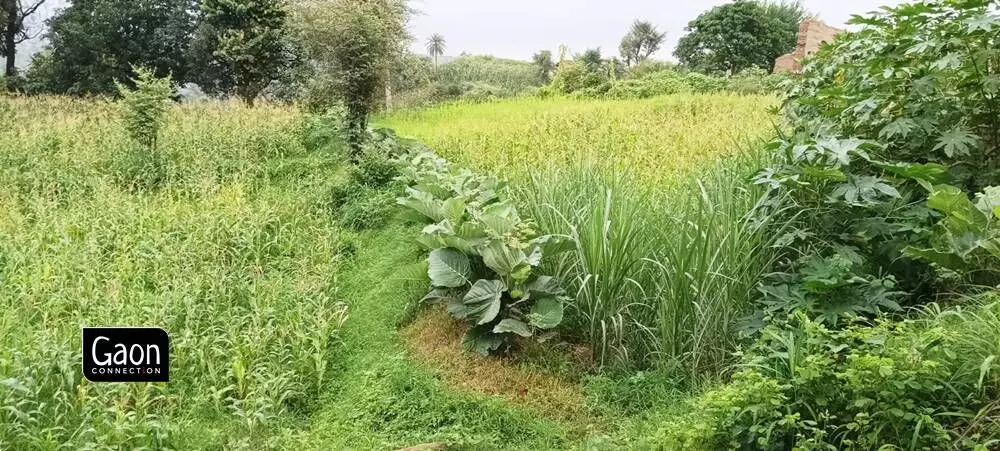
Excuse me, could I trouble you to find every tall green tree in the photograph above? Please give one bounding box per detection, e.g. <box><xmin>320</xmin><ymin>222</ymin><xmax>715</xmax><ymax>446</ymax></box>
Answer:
<box><xmin>295</xmin><ymin>0</ymin><xmax>410</xmax><ymax>155</ymax></box>
<box><xmin>39</xmin><ymin>0</ymin><xmax>198</xmax><ymax>95</ymax></box>
<box><xmin>577</xmin><ymin>47</ymin><xmax>603</xmax><ymax>72</ymax></box>
<box><xmin>674</xmin><ymin>0</ymin><xmax>805</xmax><ymax>75</ymax></box>
<box><xmin>195</xmin><ymin>0</ymin><xmax>292</xmax><ymax>106</ymax></box>
<box><xmin>619</xmin><ymin>20</ymin><xmax>666</xmax><ymax>67</ymax></box>
<box><xmin>426</xmin><ymin>33</ymin><xmax>445</xmax><ymax>67</ymax></box>
<box><xmin>0</xmin><ymin>0</ymin><xmax>45</xmax><ymax>82</ymax></box>
<box><xmin>532</xmin><ymin>49</ymin><xmax>555</xmax><ymax>83</ymax></box>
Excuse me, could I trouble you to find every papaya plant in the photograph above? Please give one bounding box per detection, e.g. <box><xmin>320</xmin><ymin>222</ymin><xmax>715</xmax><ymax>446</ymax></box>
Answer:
<box><xmin>395</xmin><ymin>148</ymin><xmax>573</xmax><ymax>355</ymax></box>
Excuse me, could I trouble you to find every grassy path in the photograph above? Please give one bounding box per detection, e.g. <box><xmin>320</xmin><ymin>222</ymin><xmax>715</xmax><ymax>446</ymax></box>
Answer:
<box><xmin>303</xmin><ymin>225</ymin><xmax>581</xmax><ymax>450</ymax></box>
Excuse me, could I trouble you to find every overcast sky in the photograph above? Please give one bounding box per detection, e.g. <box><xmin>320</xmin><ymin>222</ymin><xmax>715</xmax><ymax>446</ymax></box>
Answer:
<box><xmin>14</xmin><ymin>0</ymin><xmax>910</xmax><ymax>68</ymax></box>
<box><xmin>406</xmin><ymin>0</ymin><xmax>909</xmax><ymax>61</ymax></box>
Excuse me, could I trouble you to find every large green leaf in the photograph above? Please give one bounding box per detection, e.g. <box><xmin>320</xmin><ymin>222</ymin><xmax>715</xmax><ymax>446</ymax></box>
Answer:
<box><xmin>441</xmin><ymin>197</ymin><xmax>467</xmax><ymax>224</ymax></box>
<box><xmin>524</xmin><ymin>276</ymin><xmax>565</xmax><ymax>298</ymax></box>
<box><xmin>528</xmin><ymin>297</ymin><xmax>564</xmax><ymax>329</ymax></box>
<box><xmin>427</xmin><ymin>248</ymin><xmax>471</xmax><ymax>288</ymax></box>
<box><xmin>461</xmin><ymin>325</ymin><xmax>504</xmax><ymax>356</ymax></box>
<box><xmin>904</xmin><ymin>246</ymin><xmax>970</xmax><ymax>271</ymax></box>
<box><xmin>493</xmin><ymin>318</ymin><xmax>532</xmax><ymax>337</ymax></box>
<box><xmin>526</xmin><ymin>235</ymin><xmax>575</xmax><ymax>265</ymax></box>
<box><xmin>397</xmin><ymin>187</ymin><xmax>445</xmax><ymax>223</ymax></box>
<box><xmin>975</xmin><ymin>186</ymin><xmax>1000</xmax><ymax>215</ymax></box>
<box><xmin>874</xmin><ymin>161</ymin><xmax>949</xmax><ymax>189</ymax></box>
<box><xmin>480</xmin><ymin>240</ymin><xmax>529</xmax><ymax>279</ymax></box>
<box><xmin>477</xmin><ymin>202</ymin><xmax>520</xmax><ymax>236</ymax></box>
<box><xmin>463</xmin><ymin>279</ymin><xmax>505</xmax><ymax>325</ymax></box>
<box><xmin>928</xmin><ymin>184</ymin><xmax>987</xmax><ymax>230</ymax></box>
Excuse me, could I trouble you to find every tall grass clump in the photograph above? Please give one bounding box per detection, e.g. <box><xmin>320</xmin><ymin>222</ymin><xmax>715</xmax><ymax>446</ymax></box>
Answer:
<box><xmin>518</xmin><ymin>150</ymin><xmax>779</xmax><ymax>381</ymax></box>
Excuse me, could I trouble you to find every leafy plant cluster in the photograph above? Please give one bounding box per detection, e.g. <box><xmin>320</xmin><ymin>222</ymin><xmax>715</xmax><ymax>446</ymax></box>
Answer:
<box><xmin>112</xmin><ymin>66</ymin><xmax>174</xmax><ymax>191</ymax></box>
<box><xmin>394</xmin><ymin>146</ymin><xmax>573</xmax><ymax>355</ymax></box>
<box><xmin>651</xmin><ymin>306</ymin><xmax>1000</xmax><ymax>449</ymax></box>
<box><xmin>753</xmin><ymin>0</ymin><xmax>1000</xmax><ymax>325</ymax></box>
<box><xmin>543</xmin><ymin>64</ymin><xmax>785</xmax><ymax>99</ymax></box>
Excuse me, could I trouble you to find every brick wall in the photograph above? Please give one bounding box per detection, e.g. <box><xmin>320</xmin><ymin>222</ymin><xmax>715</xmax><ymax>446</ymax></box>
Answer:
<box><xmin>774</xmin><ymin>19</ymin><xmax>843</xmax><ymax>74</ymax></box>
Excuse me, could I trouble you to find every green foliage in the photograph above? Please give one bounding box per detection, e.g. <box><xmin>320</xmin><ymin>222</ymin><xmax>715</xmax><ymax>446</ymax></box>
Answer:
<box><xmin>546</xmin><ymin>60</ymin><xmax>608</xmax><ymax>96</ymax></box>
<box><xmin>295</xmin><ymin>0</ymin><xmax>410</xmax><ymax>155</ymax></box>
<box><xmin>426</xmin><ymin>33</ymin><xmax>446</xmax><ymax>66</ymax></box>
<box><xmin>394</xmin><ymin>146</ymin><xmax>573</xmax><ymax>355</ymax></box>
<box><xmin>651</xmin><ymin>307</ymin><xmax>1000</xmax><ymax>449</ymax></box>
<box><xmin>618</xmin><ymin>20</ymin><xmax>666</xmax><ymax>67</ymax></box>
<box><xmin>674</xmin><ymin>0</ymin><xmax>800</xmax><ymax>74</ymax></box>
<box><xmin>116</xmin><ymin>67</ymin><xmax>174</xmax><ymax>150</ymax></box>
<box><xmin>433</xmin><ymin>55</ymin><xmax>541</xmax><ymax>94</ymax></box>
<box><xmin>532</xmin><ymin>50</ymin><xmax>556</xmax><ymax>83</ymax></box>
<box><xmin>516</xmin><ymin>154</ymin><xmax>778</xmax><ymax>377</ymax></box>
<box><xmin>755</xmin><ymin>0</ymin><xmax>1000</xmax><ymax>325</ymax></box>
<box><xmin>905</xmin><ymin>184</ymin><xmax>1000</xmax><ymax>284</ymax></box>
<box><xmin>112</xmin><ymin>67</ymin><xmax>174</xmax><ymax>191</ymax></box>
<box><xmin>0</xmin><ymin>98</ymin><xmax>348</xmax><ymax>448</ymax></box>
<box><xmin>37</xmin><ymin>0</ymin><xmax>198</xmax><ymax>95</ymax></box>
<box><xmin>194</xmin><ymin>0</ymin><xmax>294</xmax><ymax>106</ymax></box>
<box><xmin>600</xmin><ymin>68</ymin><xmax>783</xmax><ymax>99</ymax></box>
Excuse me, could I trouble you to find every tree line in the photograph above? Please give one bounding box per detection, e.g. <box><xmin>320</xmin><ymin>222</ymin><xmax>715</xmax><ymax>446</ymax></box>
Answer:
<box><xmin>2</xmin><ymin>0</ymin><xmax>809</xmax><ymax>152</ymax></box>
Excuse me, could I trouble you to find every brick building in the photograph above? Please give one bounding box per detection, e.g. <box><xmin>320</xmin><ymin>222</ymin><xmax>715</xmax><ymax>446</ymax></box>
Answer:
<box><xmin>774</xmin><ymin>19</ymin><xmax>844</xmax><ymax>74</ymax></box>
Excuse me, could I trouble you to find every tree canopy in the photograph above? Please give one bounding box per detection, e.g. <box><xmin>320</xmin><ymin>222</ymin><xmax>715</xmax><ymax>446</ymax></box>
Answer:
<box><xmin>35</xmin><ymin>0</ymin><xmax>198</xmax><ymax>95</ymax></box>
<box><xmin>193</xmin><ymin>0</ymin><xmax>293</xmax><ymax>105</ymax></box>
<box><xmin>619</xmin><ymin>20</ymin><xmax>666</xmax><ymax>67</ymax></box>
<box><xmin>295</xmin><ymin>0</ymin><xmax>410</xmax><ymax>153</ymax></box>
<box><xmin>674</xmin><ymin>0</ymin><xmax>806</xmax><ymax>75</ymax></box>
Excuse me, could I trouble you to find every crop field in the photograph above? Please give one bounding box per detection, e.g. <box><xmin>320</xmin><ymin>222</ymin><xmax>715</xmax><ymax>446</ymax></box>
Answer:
<box><xmin>0</xmin><ymin>91</ymin><xmax>781</xmax><ymax>448</ymax></box>
<box><xmin>5</xmin><ymin>0</ymin><xmax>1000</xmax><ymax>449</ymax></box>
<box><xmin>381</xmin><ymin>94</ymin><xmax>779</xmax><ymax>185</ymax></box>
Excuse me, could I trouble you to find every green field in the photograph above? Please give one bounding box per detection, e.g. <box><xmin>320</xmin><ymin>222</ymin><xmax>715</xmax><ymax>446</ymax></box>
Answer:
<box><xmin>0</xmin><ymin>92</ymin><xmax>780</xmax><ymax>448</ymax></box>
<box><xmin>0</xmin><ymin>92</ymin><xmax>747</xmax><ymax>448</ymax></box>
<box><xmin>381</xmin><ymin>94</ymin><xmax>778</xmax><ymax>185</ymax></box>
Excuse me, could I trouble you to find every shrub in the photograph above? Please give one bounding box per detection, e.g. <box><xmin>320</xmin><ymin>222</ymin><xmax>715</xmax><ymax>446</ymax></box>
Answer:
<box><xmin>752</xmin><ymin>0</ymin><xmax>1000</xmax><ymax>328</ymax></box>
<box><xmin>651</xmin><ymin>305</ymin><xmax>1000</xmax><ymax>449</ymax></box>
<box><xmin>394</xmin><ymin>147</ymin><xmax>573</xmax><ymax>355</ymax></box>
<box><xmin>548</xmin><ymin>60</ymin><xmax>607</xmax><ymax>95</ymax></box>
<box><xmin>112</xmin><ymin>67</ymin><xmax>174</xmax><ymax>191</ymax></box>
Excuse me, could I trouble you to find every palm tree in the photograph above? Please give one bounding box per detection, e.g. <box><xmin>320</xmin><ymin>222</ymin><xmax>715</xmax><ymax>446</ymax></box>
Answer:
<box><xmin>426</xmin><ymin>33</ymin><xmax>446</xmax><ymax>68</ymax></box>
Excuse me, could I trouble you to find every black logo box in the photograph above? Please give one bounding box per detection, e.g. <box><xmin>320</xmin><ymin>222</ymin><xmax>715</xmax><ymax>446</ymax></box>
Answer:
<box><xmin>82</xmin><ymin>327</ymin><xmax>169</xmax><ymax>382</ymax></box>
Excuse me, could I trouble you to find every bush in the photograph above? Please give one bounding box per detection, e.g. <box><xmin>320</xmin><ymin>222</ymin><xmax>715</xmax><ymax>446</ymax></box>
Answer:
<box><xmin>651</xmin><ymin>305</ymin><xmax>1000</xmax><ymax>449</ymax></box>
<box><xmin>548</xmin><ymin>60</ymin><xmax>607</xmax><ymax>95</ymax></box>
<box><xmin>111</xmin><ymin>67</ymin><xmax>174</xmax><ymax>191</ymax></box>
<box><xmin>605</xmin><ymin>71</ymin><xmax>691</xmax><ymax>99</ymax></box>
<box><xmin>752</xmin><ymin>0</ymin><xmax>1000</xmax><ymax>324</ymax></box>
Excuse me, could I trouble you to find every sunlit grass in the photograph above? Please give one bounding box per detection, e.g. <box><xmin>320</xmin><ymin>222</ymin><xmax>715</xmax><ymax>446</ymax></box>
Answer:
<box><xmin>383</xmin><ymin>93</ymin><xmax>782</xmax><ymax>381</ymax></box>
<box><xmin>380</xmin><ymin>93</ymin><xmax>779</xmax><ymax>185</ymax></box>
